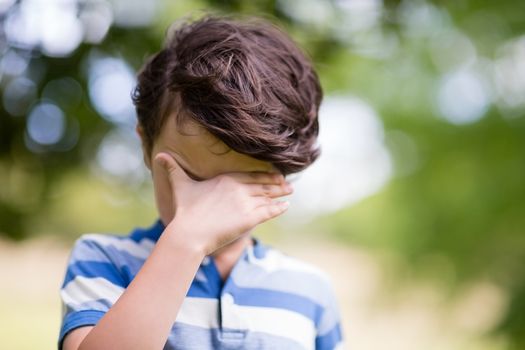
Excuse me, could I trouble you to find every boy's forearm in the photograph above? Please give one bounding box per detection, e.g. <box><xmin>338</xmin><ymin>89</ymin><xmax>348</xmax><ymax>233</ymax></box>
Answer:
<box><xmin>78</xmin><ymin>223</ymin><xmax>205</xmax><ymax>350</ymax></box>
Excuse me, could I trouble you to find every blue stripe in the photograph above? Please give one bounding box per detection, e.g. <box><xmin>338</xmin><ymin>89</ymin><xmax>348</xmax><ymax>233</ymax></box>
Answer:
<box><xmin>225</xmin><ymin>280</ymin><xmax>324</xmax><ymax>327</ymax></box>
<box><xmin>232</xmin><ymin>263</ymin><xmax>336</xmax><ymax>309</ymax></box>
<box><xmin>251</xmin><ymin>237</ymin><xmax>268</xmax><ymax>259</ymax></box>
<box><xmin>315</xmin><ymin>322</ymin><xmax>343</xmax><ymax>350</ymax></box>
<box><xmin>62</xmin><ymin>260</ymin><xmax>126</xmax><ymax>288</ymax></box>
<box><xmin>187</xmin><ymin>280</ymin><xmax>220</xmax><ymax>298</ymax></box>
<box><xmin>58</xmin><ymin>309</ymin><xmax>105</xmax><ymax>350</ymax></box>
<box><xmin>71</xmin><ymin>241</ymin><xmax>145</xmax><ymax>274</ymax></box>
<box><xmin>129</xmin><ymin>218</ymin><xmax>165</xmax><ymax>243</ymax></box>
<box><xmin>187</xmin><ymin>263</ymin><xmax>223</xmax><ymax>298</ymax></box>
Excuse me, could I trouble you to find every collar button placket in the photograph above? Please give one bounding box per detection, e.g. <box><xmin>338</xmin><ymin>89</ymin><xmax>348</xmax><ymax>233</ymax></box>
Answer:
<box><xmin>217</xmin><ymin>250</ymin><xmax>250</xmax><ymax>342</ymax></box>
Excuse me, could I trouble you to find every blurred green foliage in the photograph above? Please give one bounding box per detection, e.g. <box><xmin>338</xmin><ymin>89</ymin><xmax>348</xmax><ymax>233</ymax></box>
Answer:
<box><xmin>1</xmin><ymin>0</ymin><xmax>524</xmax><ymax>347</ymax></box>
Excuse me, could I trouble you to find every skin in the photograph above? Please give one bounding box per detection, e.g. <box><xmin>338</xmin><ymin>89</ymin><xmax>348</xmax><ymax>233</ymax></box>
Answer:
<box><xmin>146</xmin><ymin>113</ymin><xmax>288</xmax><ymax>266</ymax></box>
<box><xmin>62</xmin><ymin>111</ymin><xmax>293</xmax><ymax>350</ymax></box>
<box><xmin>146</xmin><ymin>113</ymin><xmax>293</xmax><ymax>279</ymax></box>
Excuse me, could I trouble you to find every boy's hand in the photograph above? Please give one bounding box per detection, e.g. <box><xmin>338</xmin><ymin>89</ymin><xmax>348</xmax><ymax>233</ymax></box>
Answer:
<box><xmin>153</xmin><ymin>152</ymin><xmax>293</xmax><ymax>256</ymax></box>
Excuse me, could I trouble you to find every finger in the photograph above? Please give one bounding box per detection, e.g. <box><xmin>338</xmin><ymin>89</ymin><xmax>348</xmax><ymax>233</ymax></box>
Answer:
<box><xmin>247</xmin><ymin>182</ymin><xmax>293</xmax><ymax>198</ymax></box>
<box><xmin>251</xmin><ymin>199</ymin><xmax>290</xmax><ymax>225</ymax></box>
<box><xmin>225</xmin><ymin>171</ymin><xmax>285</xmax><ymax>185</ymax></box>
<box><xmin>153</xmin><ymin>152</ymin><xmax>194</xmax><ymax>187</ymax></box>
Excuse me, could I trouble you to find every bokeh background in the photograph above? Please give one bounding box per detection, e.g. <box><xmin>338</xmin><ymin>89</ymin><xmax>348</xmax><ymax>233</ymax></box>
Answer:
<box><xmin>1</xmin><ymin>0</ymin><xmax>524</xmax><ymax>349</ymax></box>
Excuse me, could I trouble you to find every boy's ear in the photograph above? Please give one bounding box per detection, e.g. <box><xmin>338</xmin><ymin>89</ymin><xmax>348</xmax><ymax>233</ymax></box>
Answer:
<box><xmin>136</xmin><ymin>124</ymin><xmax>152</xmax><ymax>171</ymax></box>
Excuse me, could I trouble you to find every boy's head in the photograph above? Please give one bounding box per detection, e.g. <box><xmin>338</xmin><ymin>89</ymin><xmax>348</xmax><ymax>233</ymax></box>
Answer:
<box><xmin>132</xmin><ymin>14</ymin><xmax>323</xmax><ymax>178</ymax></box>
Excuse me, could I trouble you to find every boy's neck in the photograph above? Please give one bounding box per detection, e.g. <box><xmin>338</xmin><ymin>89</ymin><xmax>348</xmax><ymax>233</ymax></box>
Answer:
<box><xmin>210</xmin><ymin>233</ymin><xmax>253</xmax><ymax>259</ymax></box>
<box><xmin>209</xmin><ymin>233</ymin><xmax>254</xmax><ymax>281</ymax></box>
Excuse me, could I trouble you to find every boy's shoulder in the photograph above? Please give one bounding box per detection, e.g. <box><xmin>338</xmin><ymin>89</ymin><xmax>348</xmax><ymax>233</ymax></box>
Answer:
<box><xmin>247</xmin><ymin>241</ymin><xmax>343</xmax><ymax>341</ymax></box>
<box><xmin>69</xmin><ymin>228</ymin><xmax>157</xmax><ymax>262</ymax></box>
<box><xmin>254</xmin><ymin>243</ymin><xmax>332</xmax><ymax>282</ymax></box>
<box><xmin>245</xmin><ymin>241</ymin><xmax>339</xmax><ymax>305</ymax></box>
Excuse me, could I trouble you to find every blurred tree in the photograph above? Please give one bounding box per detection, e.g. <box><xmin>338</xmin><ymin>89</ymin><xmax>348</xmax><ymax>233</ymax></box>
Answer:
<box><xmin>0</xmin><ymin>0</ymin><xmax>524</xmax><ymax>347</ymax></box>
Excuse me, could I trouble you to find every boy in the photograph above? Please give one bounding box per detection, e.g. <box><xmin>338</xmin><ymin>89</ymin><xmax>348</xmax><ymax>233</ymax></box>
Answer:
<box><xmin>58</xmin><ymin>14</ymin><xmax>344</xmax><ymax>350</ymax></box>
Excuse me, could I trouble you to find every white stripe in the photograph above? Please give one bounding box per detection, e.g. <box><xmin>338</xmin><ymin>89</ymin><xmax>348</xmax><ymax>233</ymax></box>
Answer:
<box><xmin>248</xmin><ymin>248</ymin><xmax>329</xmax><ymax>282</ymax></box>
<box><xmin>334</xmin><ymin>341</ymin><xmax>346</xmax><ymax>350</ymax></box>
<box><xmin>175</xmin><ymin>297</ymin><xmax>219</xmax><ymax>328</ymax></box>
<box><xmin>61</xmin><ymin>276</ymin><xmax>124</xmax><ymax>306</ymax></box>
<box><xmin>80</xmin><ymin>234</ymin><xmax>155</xmax><ymax>260</ymax></box>
<box><xmin>175</xmin><ymin>296</ymin><xmax>315</xmax><ymax>349</ymax></box>
<box><xmin>230</xmin><ymin>303</ymin><xmax>315</xmax><ymax>350</ymax></box>
<box><xmin>194</xmin><ymin>269</ymin><xmax>208</xmax><ymax>282</ymax></box>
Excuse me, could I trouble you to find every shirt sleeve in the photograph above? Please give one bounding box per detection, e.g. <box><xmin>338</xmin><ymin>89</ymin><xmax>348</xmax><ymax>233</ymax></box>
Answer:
<box><xmin>315</xmin><ymin>275</ymin><xmax>345</xmax><ymax>350</ymax></box>
<box><xmin>58</xmin><ymin>234</ymin><xmax>127</xmax><ymax>350</ymax></box>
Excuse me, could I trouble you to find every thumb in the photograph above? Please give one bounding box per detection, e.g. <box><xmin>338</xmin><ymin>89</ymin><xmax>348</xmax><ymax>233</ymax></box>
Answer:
<box><xmin>153</xmin><ymin>152</ymin><xmax>193</xmax><ymax>186</ymax></box>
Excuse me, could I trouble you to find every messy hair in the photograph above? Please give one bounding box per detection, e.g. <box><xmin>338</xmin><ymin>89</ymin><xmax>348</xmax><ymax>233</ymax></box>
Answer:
<box><xmin>131</xmin><ymin>13</ymin><xmax>322</xmax><ymax>176</ymax></box>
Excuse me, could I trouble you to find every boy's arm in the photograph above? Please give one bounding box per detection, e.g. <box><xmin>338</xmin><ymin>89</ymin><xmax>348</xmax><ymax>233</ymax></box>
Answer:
<box><xmin>62</xmin><ymin>326</ymin><xmax>92</xmax><ymax>350</ymax></box>
<box><xmin>63</xmin><ymin>153</ymin><xmax>292</xmax><ymax>350</ymax></box>
<box><xmin>75</xmin><ymin>222</ymin><xmax>204</xmax><ymax>350</ymax></box>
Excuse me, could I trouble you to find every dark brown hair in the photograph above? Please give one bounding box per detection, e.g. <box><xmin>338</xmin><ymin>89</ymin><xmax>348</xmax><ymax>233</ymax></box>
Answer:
<box><xmin>131</xmin><ymin>13</ymin><xmax>322</xmax><ymax>176</ymax></box>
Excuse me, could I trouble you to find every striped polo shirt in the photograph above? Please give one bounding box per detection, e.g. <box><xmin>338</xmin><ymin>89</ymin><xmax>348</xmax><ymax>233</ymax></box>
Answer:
<box><xmin>58</xmin><ymin>219</ymin><xmax>344</xmax><ymax>349</ymax></box>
